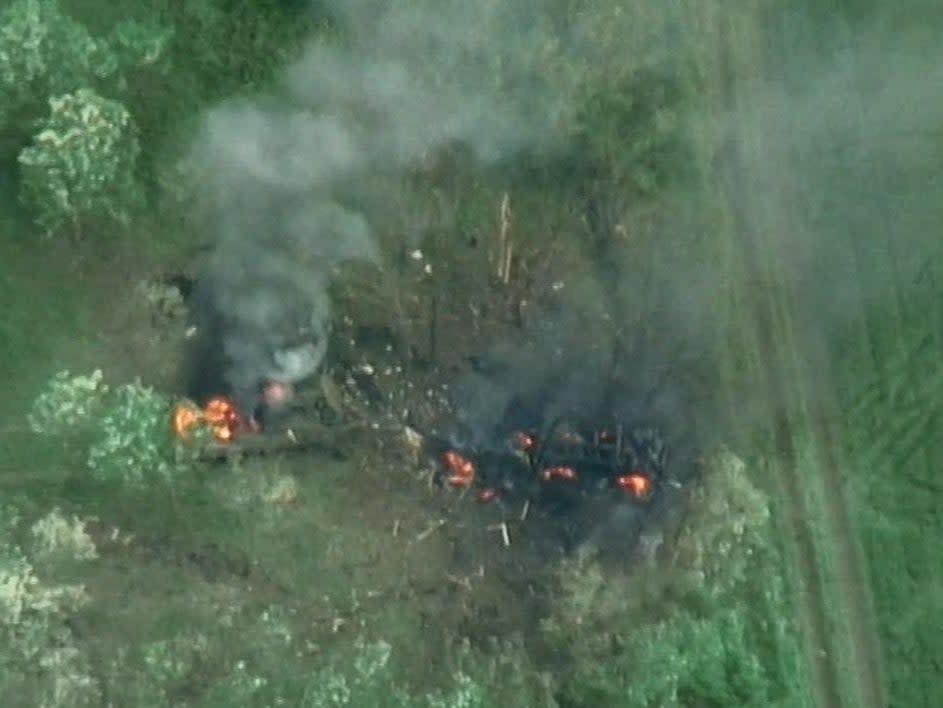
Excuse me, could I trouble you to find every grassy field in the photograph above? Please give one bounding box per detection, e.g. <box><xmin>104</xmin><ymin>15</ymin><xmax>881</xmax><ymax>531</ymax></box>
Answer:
<box><xmin>724</xmin><ymin>3</ymin><xmax>943</xmax><ymax>707</ymax></box>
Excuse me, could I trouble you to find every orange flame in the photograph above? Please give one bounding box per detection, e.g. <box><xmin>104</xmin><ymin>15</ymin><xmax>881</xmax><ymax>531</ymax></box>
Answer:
<box><xmin>540</xmin><ymin>465</ymin><xmax>578</xmax><ymax>482</ymax></box>
<box><xmin>512</xmin><ymin>431</ymin><xmax>537</xmax><ymax>452</ymax></box>
<box><xmin>443</xmin><ymin>450</ymin><xmax>475</xmax><ymax>488</ymax></box>
<box><xmin>172</xmin><ymin>401</ymin><xmax>203</xmax><ymax>439</ymax></box>
<box><xmin>447</xmin><ymin>474</ymin><xmax>473</xmax><ymax>489</ymax></box>
<box><xmin>171</xmin><ymin>396</ymin><xmax>251</xmax><ymax>444</ymax></box>
<box><xmin>616</xmin><ymin>472</ymin><xmax>653</xmax><ymax>499</ymax></box>
<box><xmin>204</xmin><ymin>396</ymin><xmax>243</xmax><ymax>442</ymax></box>
<box><xmin>477</xmin><ymin>488</ymin><xmax>498</xmax><ymax>503</ymax></box>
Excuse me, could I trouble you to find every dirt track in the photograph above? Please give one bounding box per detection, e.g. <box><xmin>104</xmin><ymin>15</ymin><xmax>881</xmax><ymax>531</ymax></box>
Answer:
<box><xmin>712</xmin><ymin>9</ymin><xmax>887</xmax><ymax>707</ymax></box>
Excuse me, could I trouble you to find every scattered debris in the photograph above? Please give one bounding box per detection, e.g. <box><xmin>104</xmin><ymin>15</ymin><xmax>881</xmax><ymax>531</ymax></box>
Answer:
<box><xmin>519</xmin><ymin>500</ymin><xmax>530</xmax><ymax>522</ymax></box>
<box><xmin>415</xmin><ymin>519</ymin><xmax>446</xmax><ymax>542</ymax></box>
<box><xmin>496</xmin><ymin>192</ymin><xmax>513</xmax><ymax>284</ymax></box>
<box><xmin>487</xmin><ymin>522</ymin><xmax>511</xmax><ymax>548</ymax></box>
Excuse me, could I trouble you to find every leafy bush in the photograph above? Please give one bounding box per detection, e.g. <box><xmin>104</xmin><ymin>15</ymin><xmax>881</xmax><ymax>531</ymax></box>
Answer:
<box><xmin>0</xmin><ymin>505</ymin><xmax>99</xmax><ymax>707</ymax></box>
<box><xmin>29</xmin><ymin>508</ymin><xmax>98</xmax><ymax>562</ymax></box>
<box><xmin>30</xmin><ymin>371</ymin><xmax>192</xmax><ymax>488</ymax></box>
<box><xmin>107</xmin><ymin>17</ymin><xmax>174</xmax><ymax>78</ymax></box>
<box><xmin>299</xmin><ymin>640</ymin><xmax>399</xmax><ymax>708</ymax></box>
<box><xmin>0</xmin><ymin>0</ymin><xmax>114</xmax><ymax>130</ymax></box>
<box><xmin>479</xmin><ymin>1</ymin><xmax>695</xmax><ymax>198</ymax></box>
<box><xmin>541</xmin><ymin>448</ymin><xmax>807</xmax><ymax>707</ymax></box>
<box><xmin>105</xmin><ymin>632</ymin><xmax>212</xmax><ymax>707</ymax></box>
<box><xmin>296</xmin><ymin>639</ymin><xmax>500</xmax><ymax>708</ymax></box>
<box><xmin>669</xmin><ymin>447</ymin><xmax>774</xmax><ymax>601</ymax></box>
<box><xmin>558</xmin><ymin>606</ymin><xmax>779</xmax><ymax>708</ymax></box>
<box><xmin>85</xmin><ymin>379</ymin><xmax>181</xmax><ymax>487</ymax></box>
<box><xmin>27</xmin><ymin>369</ymin><xmax>108</xmax><ymax>436</ymax></box>
<box><xmin>191</xmin><ymin>635</ymin><xmax>495</xmax><ymax>708</ymax></box>
<box><xmin>0</xmin><ymin>0</ymin><xmax>172</xmax><ymax>133</ymax></box>
<box><xmin>18</xmin><ymin>88</ymin><xmax>142</xmax><ymax>238</ymax></box>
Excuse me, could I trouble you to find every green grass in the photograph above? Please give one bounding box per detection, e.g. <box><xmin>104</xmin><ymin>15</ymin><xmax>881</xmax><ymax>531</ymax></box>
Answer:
<box><xmin>835</xmin><ymin>316</ymin><xmax>943</xmax><ymax>708</ymax></box>
<box><xmin>0</xmin><ymin>234</ymin><xmax>95</xmax><ymax>415</ymax></box>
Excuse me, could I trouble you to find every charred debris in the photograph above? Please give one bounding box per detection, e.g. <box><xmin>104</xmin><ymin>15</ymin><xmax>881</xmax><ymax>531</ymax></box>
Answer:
<box><xmin>163</xmin><ymin>137</ymin><xmax>715</xmax><ymax>558</ymax></box>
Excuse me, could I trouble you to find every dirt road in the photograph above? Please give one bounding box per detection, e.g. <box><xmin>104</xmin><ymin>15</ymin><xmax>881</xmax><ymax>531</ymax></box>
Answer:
<box><xmin>709</xmin><ymin>8</ymin><xmax>888</xmax><ymax>707</ymax></box>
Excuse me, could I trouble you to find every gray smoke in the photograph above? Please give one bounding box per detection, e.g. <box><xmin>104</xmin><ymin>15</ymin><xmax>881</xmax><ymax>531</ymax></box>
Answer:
<box><xmin>441</xmin><ymin>3</ymin><xmax>943</xmax><ymax>474</ymax></box>
<box><xmin>187</xmin><ymin>0</ymin><xmax>571</xmax><ymax>413</ymax></box>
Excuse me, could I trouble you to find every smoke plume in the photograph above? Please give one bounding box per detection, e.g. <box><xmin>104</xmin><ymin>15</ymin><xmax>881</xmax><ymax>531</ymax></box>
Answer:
<box><xmin>185</xmin><ymin>0</ymin><xmax>568</xmax><ymax>414</ymax></box>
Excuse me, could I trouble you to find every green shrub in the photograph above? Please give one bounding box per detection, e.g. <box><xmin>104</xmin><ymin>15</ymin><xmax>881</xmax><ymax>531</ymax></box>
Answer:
<box><xmin>30</xmin><ymin>371</ymin><xmax>196</xmax><ymax>488</ymax></box>
<box><xmin>27</xmin><ymin>369</ymin><xmax>108</xmax><ymax>436</ymax></box>
<box><xmin>106</xmin><ymin>633</ymin><xmax>212</xmax><ymax>707</ymax></box>
<box><xmin>0</xmin><ymin>0</ymin><xmax>172</xmax><ymax>133</ymax></box>
<box><xmin>0</xmin><ymin>0</ymin><xmax>115</xmax><ymax>131</ymax></box>
<box><xmin>107</xmin><ymin>17</ymin><xmax>173</xmax><ymax>78</ymax></box>
<box><xmin>541</xmin><ymin>449</ymin><xmax>807</xmax><ymax>708</ymax></box>
<box><xmin>669</xmin><ymin>447</ymin><xmax>774</xmax><ymax>602</ymax></box>
<box><xmin>18</xmin><ymin>88</ymin><xmax>142</xmax><ymax>238</ymax></box>
<box><xmin>0</xmin><ymin>505</ymin><xmax>99</xmax><ymax>707</ymax></box>
<box><xmin>296</xmin><ymin>639</ymin><xmax>498</xmax><ymax>708</ymax></box>
<box><xmin>192</xmin><ymin>636</ymin><xmax>494</xmax><ymax>708</ymax></box>
<box><xmin>558</xmin><ymin>607</ymin><xmax>778</xmax><ymax>708</ymax></box>
<box><xmin>85</xmin><ymin>379</ymin><xmax>181</xmax><ymax>488</ymax></box>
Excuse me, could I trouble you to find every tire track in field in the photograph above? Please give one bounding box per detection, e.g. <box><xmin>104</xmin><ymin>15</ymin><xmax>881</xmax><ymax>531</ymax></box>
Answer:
<box><xmin>710</xmin><ymin>9</ymin><xmax>887</xmax><ymax>707</ymax></box>
<box><xmin>716</xmin><ymin>128</ymin><xmax>843</xmax><ymax>708</ymax></box>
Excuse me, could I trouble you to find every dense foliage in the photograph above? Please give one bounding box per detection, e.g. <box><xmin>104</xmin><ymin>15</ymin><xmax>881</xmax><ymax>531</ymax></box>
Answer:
<box><xmin>29</xmin><ymin>371</ymin><xmax>196</xmax><ymax>487</ymax></box>
<box><xmin>19</xmin><ymin>89</ymin><xmax>142</xmax><ymax>238</ymax></box>
<box><xmin>0</xmin><ymin>0</ymin><xmax>114</xmax><ymax>132</ymax></box>
<box><xmin>0</xmin><ymin>0</ymin><xmax>171</xmax><ymax>137</ymax></box>
<box><xmin>540</xmin><ymin>450</ymin><xmax>807</xmax><ymax>707</ymax></box>
<box><xmin>0</xmin><ymin>506</ymin><xmax>98</xmax><ymax>707</ymax></box>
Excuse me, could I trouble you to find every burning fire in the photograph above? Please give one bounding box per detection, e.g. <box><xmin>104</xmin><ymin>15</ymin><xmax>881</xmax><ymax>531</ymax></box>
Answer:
<box><xmin>171</xmin><ymin>396</ymin><xmax>252</xmax><ymax>443</ymax></box>
<box><xmin>477</xmin><ymin>488</ymin><xmax>498</xmax><ymax>503</ymax></box>
<box><xmin>204</xmin><ymin>397</ymin><xmax>245</xmax><ymax>442</ymax></box>
<box><xmin>512</xmin><ymin>431</ymin><xmax>538</xmax><ymax>452</ymax></box>
<box><xmin>540</xmin><ymin>465</ymin><xmax>579</xmax><ymax>482</ymax></box>
<box><xmin>615</xmin><ymin>471</ymin><xmax>654</xmax><ymax>500</ymax></box>
<box><xmin>262</xmin><ymin>381</ymin><xmax>293</xmax><ymax>407</ymax></box>
<box><xmin>442</xmin><ymin>450</ymin><xmax>475</xmax><ymax>488</ymax></box>
<box><xmin>172</xmin><ymin>401</ymin><xmax>203</xmax><ymax>438</ymax></box>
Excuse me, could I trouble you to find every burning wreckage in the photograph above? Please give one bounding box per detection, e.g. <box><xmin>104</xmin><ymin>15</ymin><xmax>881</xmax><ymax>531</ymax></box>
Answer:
<box><xmin>168</xmin><ymin>229</ymin><xmax>690</xmax><ymax>543</ymax></box>
<box><xmin>171</xmin><ymin>304</ymin><xmax>682</xmax><ymax>537</ymax></box>
<box><xmin>426</xmin><ymin>417</ymin><xmax>664</xmax><ymax>509</ymax></box>
<box><xmin>171</xmin><ymin>382</ymin><xmax>673</xmax><ymax>530</ymax></box>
